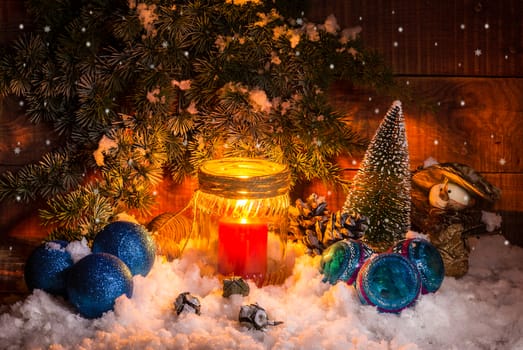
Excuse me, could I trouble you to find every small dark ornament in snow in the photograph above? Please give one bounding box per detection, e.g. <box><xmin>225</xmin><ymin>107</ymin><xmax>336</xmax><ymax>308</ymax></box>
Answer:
<box><xmin>222</xmin><ymin>277</ymin><xmax>250</xmax><ymax>297</ymax></box>
<box><xmin>239</xmin><ymin>303</ymin><xmax>283</xmax><ymax>331</ymax></box>
<box><xmin>174</xmin><ymin>292</ymin><xmax>201</xmax><ymax>315</ymax></box>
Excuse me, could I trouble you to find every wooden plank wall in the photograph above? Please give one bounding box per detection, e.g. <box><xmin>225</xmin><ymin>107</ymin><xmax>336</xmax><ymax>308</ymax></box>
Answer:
<box><xmin>0</xmin><ymin>0</ymin><xmax>28</xmax><ymax>44</ymax></box>
<box><xmin>307</xmin><ymin>0</ymin><xmax>523</xmax><ymax>76</ymax></box>
<box><xmin>305</xmin><ymin>0</ymin><xmax>523</xmax><ymax>245</ymax></box>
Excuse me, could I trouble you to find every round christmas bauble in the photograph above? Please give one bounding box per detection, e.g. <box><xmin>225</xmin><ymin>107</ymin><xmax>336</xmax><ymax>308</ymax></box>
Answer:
<box><xmin>320</xmin><ymin>239</ymin><xmax>374</xmax><ymax>285</ymax></box>
<box><xmin>24</xmin><ymin>240</ymin><xmax>73</xmax><ymax>296</ymax></box>
<box><xmin>392</xmin><ymin>238</ymin><xmax>445</xmax><ymax>294</ymax></box>
<box><xmin>356</xmin><ymin>253</ymin><xmax>421</xmax><ymax>313</ymax></box>
<box><xmin>66</xmin><ymin>253</ymin><xmax>133</xmax><ymax>319</ymax></box>
<box><xmin>93</xmin><ymin>221</ymin><xmax>156</xmax><ymax>276</ymax></box>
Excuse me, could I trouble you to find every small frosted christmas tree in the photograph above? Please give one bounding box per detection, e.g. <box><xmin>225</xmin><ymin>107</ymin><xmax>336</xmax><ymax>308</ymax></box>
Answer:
<box><xmin>342</xmin><ymin>101</ymin><xmax>411</xmax><ymax>251</ymax></box>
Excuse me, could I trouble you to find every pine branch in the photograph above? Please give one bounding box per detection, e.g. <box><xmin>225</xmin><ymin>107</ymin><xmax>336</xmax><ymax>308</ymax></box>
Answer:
<box><xmin>0</xmin><ymin>0</ymin><xmax>399</xmax><ymax>240</ymax></box>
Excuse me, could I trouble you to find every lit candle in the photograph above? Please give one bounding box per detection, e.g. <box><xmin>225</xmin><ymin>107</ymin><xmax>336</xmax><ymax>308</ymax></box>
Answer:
<box><xmin>195</xmin><ymin>158</ymin><xmax>291</xmax><ymax>285</ymax></box>
<box><xmin>218</xmin><ymin>217</ymin><xmax>268</xmax><ymax>279</ymax></box>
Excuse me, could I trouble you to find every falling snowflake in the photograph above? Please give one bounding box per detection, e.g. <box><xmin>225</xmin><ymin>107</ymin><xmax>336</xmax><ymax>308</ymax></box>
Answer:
<box><xmin>474</xmin><ymin>49</ymin><xmax>482</xmax><ymax>56</ymax></box>
<box><xmin>14</xmin><ymin>147</ymin><xmax>22</xmax><ymax>155</ymax></box>
<box><xmin>499</xmin><ymin>158</ymin><xmax>506</xmax><ymax>166</ymax></box>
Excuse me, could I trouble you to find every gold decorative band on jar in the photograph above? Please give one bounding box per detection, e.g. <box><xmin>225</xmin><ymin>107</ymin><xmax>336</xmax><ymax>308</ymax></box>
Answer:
<box><xmin>195</xmin><ymin>158</ymin><xmax>291</xmax><ymax>219</ymax></box>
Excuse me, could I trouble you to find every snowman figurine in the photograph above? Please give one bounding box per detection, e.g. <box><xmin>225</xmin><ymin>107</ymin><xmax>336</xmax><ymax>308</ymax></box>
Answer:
<box><xmin>411</xmin><ymin>162</ymin><xmax>501</xmax><ymax>277</ymax></box>
<box><xmin>429</xmin><ymin>177</ymin><xmax>475</xmax><ymax>211</ymax></box>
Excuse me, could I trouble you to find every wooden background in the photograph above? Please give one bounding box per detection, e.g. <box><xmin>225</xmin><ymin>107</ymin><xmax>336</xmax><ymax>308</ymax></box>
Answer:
<box><xmin>1</xmin><ymin>0</ymin><xmax>522</xmax><ymax>246</ymax></box>
<box><xmin>305</xmin><ymin>0</ymin><xmax>523</xmax><ymax>247</ymax></box>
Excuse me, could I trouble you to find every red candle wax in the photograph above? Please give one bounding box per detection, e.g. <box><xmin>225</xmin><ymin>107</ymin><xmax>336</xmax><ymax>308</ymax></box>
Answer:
<box><xmin>218</xmin><ymin>217</ymin><xmax>268</xmax><ymax>279</ymax></box>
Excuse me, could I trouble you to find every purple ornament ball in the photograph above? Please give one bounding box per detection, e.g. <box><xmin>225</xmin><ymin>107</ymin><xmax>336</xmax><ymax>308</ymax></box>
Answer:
<box><xmin>356</xmin><ymin>253</ymin><xmax>421</xmax><ymax>313</ymax></box>
<box><xmin>93</xmin><ymin>221</ymin><xmax>156</xmax><ymax>276</ymax></box>
<box><xmin>392</xmin><ymin>238</ymin><xmax>445</xmax><ymax>294</ymax></box>
<box><xmin>24</xmin><ymin>240</ymin><xmax>73</xmax><ymax>296</ymax></box>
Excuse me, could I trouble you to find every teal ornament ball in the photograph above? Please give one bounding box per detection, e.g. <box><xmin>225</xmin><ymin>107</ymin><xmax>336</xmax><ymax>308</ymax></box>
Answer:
<box><xmin>66</xmin><ymin>253</ymin><xmax>133</xmax><ymax>319</ymax></box>
<box><xmin>24</xmin><ymin>240</ymin><xmax>73</xmax><ymax>296</ymax></box>
<box><xmin>356</xmin><ymin>253</ymin><xmax>421</xmax><ymax>313</ymax></box>
<box><xmin>93</xmin><ymin>221</ymin><xmax>156</xmax><ymax>276</ymax></box>
<box><xmin>392</xmin><ymin>238</ymin><xmax>445</xmax><ymax>294</ymax></box>
<box><xmin>320</xmin><ymin>239</ymin><xmax>374</xmax><ymax>285</ymax></box>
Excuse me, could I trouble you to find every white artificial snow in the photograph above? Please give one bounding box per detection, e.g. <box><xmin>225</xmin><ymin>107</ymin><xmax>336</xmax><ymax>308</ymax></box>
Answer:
<box><xmin>136</xmin><ymin>3</ymin><xmax>158</xmax><ymax>35</ymax></box>
<box><xmin>45</xmin><ymin>241</ymin><xmax>65</xmax><ymax>252</ymax></box>
<box><xmin>249</xmin><ymin>89</ymin><xmax>272</xmax><ymax>113</ymax></box>
<box><xmin>323</xmin><ymin>15</ymin><xmax>340</xmax><ymax>34</ymax></box>
<box><xmin>65</xmin><ymin>238</ymin><xmax>91</xmax><ymax>263</ymax></box>
<box><xmin>481</xmin><ymin>211</ymin><xmax>503</xmax><ymax>232</ymax></box>
<box><xmin>422</xmin><ymin>157</ymin><xmax>439</xmax><ymax>168</ymax></box>
<box><xmin>1</xmin><ymin>235</ymin><xmax>522</xmax><ymax>350</ymax></box>
<box><xmin>93</xmin><ymin>135</ymin><xmax>118</xmax><ymax>167</ymax></box>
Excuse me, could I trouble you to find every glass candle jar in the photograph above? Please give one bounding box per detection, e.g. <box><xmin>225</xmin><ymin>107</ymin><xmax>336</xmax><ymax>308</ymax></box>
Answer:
<box><xmin>194</xmin><ymin>158</ymin><xmax>291</xmax><ymax>284</ymax></box>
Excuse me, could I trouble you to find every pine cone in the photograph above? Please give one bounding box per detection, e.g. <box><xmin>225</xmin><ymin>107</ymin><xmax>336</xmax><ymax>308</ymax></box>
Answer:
<box><xmin>288</xmin><ymin>193</ymin><xmax>369</xmax><ymax>255</ymax></box>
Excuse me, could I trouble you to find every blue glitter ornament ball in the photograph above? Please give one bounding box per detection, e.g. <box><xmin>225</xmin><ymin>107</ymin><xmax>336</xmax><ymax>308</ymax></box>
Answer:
<box><xmin>24</xmin><ymin>240</ymin><xmax>73</xmax><ymax>296</ymax></box>
<box><xmin>93</xmin><ymin>221</ymin><xmax>156</xmax><ymax>276</ymax></box>
<box><xmin>392</xmin><ymin>238</ymin><xmax>445</xmax><ymax>294</ymax></box>
<box><xmin>320</xmin><ymin>239</ymin><xmax>374</xmax><ymax>285</ymax></box>
<box><xmin>66</xmin><ymin>253</ymin><xmax>133</xmax><ymax>319</ymax></box>
<box><xmin>356</xmin><ymin>253</ymin><xmax>421</xmax><ymax>313</ymax></box>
